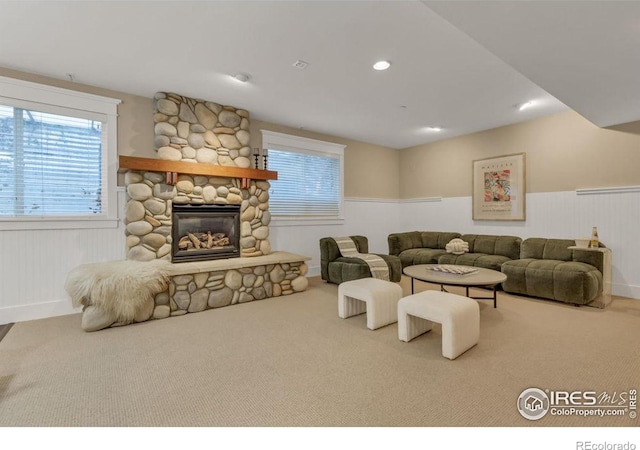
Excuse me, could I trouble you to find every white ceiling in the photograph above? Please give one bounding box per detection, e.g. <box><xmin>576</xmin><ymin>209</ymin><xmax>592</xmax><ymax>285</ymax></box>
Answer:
<box><xmin>0</xmin><ymin>1</ymin><xmax>637</xmax><ymax>149</ymax></box>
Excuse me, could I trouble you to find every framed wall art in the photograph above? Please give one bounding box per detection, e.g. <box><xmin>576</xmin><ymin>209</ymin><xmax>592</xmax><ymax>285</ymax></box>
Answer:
<box><xmin>472</xmin><ymin>153</ymin><xmax>526</xmax><ymax>221</ymax></box>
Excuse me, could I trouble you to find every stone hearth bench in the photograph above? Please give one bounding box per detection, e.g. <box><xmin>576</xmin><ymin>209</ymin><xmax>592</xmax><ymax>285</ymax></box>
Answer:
<box><xmin>67</xmin><ymin>251</ymin><xmax>311</xmax><ymax>332</ymax></box>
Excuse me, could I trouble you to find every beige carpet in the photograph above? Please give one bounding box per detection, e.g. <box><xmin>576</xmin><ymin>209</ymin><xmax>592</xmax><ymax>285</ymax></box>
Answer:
<box><xmin>1</xmin><ymin>276</ymin><xmax>639</xmax><ymax>428</ymax></box>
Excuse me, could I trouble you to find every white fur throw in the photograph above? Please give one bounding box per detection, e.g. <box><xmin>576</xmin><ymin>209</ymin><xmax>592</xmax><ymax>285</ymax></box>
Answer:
<box><xmin>445</xmin><ymin>238</ymin><xmax>470</xmax><ymax>255</ymax></box>
<box><xmin>64</xmin><ymin>259</ymin><xmax>171</xmax><ymax>324</ymax></box>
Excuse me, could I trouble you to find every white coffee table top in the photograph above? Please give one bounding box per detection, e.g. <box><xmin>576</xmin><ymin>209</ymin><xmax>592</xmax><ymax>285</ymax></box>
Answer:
<box><xmin>403</xmin><ymin>264</ymin><xmax>507</xmax><ymax>287</ymax></box>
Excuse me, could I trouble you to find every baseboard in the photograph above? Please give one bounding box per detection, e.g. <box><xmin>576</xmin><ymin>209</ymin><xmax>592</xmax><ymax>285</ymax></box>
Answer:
<box><xmin>4</xmin><ymin>266</ymin><xmax>323</xmax><ymax>324</ymax></box>
<box><xmin>0</xmin><ymin>300</ymin><xmax>81</xmax><ymax>324</ymax></box>
<box><xmin>307</xmin><ymin>265</ymin><xmax>321</xmax><ymax>278</ymax></box>
<box><xmin>611</xmin><ymin>282</ymin><xmax>640</xmax><ymax>301</ymax></box>
<box><xmin>4</xmin><ymin>275</ymin><xmax>633</xmax><ymax>325</ymax></box>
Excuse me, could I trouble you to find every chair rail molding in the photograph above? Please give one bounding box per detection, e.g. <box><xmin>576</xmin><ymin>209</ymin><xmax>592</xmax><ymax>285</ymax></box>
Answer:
<box><xmin>576</xmin><ymin>186</ymin><xmax>640</xmax><ymax>195</ymax></box>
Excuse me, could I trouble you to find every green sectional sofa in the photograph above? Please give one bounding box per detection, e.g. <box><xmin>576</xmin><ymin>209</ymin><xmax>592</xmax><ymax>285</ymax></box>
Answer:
<box><xmin>387</xmin><ymin>231</ymin><xmax>608</xmax><ymax>308</ymax></box>
<box><xmin>320</xmin><ymin>235</ymin><xmax>402</xmax><ymax>284</ymax></box>
<box><xmin>501</xmin><ymin>238</ymin><xmax>605</xmax><ymax>306</ymax></box>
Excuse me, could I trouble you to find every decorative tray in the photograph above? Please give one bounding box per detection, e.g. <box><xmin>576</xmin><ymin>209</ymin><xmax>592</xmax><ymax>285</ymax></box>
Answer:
<box><xmin>426</xmin><ymin>265</ymin><xmax>479</xmax><ymax>275</ymax></box>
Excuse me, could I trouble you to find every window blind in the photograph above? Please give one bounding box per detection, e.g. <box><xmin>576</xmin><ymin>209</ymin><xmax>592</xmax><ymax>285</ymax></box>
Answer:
<box><xmin>0</xmin><ymin>105</ymin><xmax>105</xmax><ymax>217</ymax></box>
<box><xmin>268</xmin><ymin>148</ymin><xmax>341</xmax><ymax>217</ymax></box>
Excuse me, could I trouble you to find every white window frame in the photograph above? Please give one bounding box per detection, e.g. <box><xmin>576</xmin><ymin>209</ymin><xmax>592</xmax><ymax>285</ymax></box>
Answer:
<box><xmin>261</xmin><ymin>130</ymin><xmax>345</xmax><ymax>226</ymax></box>
<box><xmin>0</xmin><ymin>76</ymin><xmax>121</xmax><ymax>230</ymax></box>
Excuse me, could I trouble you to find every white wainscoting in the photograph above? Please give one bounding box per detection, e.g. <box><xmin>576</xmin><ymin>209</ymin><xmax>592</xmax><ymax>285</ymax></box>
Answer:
<box><xmin>0</xmin><ymin>196</ymin><xmax>402</xmax><ymax>324</ymax></box>
<box><xmin>0</xmin><ymin>189</ymin><xmax>127</xmax><ymax>324</ymax></box>
<box><xmin>399</xmin><ymin>190</ymin><xmax>640</xmax><ymax>299</ymax></box>
<box><xmin>3</xmin><ymin>189</ymin><xmax>638</xmax><ymax>324</ymax></box>
<box><xmin>269</xmin><ymin>198</ymin><xmax>403</xmax><ymax>278</ymax></box>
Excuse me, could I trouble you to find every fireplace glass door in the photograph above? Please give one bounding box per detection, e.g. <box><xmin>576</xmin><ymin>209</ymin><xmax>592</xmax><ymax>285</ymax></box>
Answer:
<box><xmin>171</xmin><ymin>204</ymin><xmax>240</xmax><ymax>263</ymax></box>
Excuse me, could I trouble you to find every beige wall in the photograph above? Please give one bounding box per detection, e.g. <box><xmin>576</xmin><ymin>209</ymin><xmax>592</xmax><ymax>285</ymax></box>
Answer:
<box><xmin>250</xmin><ymin>120</ymin><xmax>400</xmax><ymax>199</ymax></box>
<box><xmin>5</xmin><ymin>66</ymin><xmax>640</xmax><ymax>201</ymax></box>
<box><xmin>0</xmin><ymin>67</ymin><xmax>399</xmax><ymax>198</ymax></box>
<box><xmin>400</xmin><ymin>110</ymin><xmax>640</xmax><ymax>199</ymax></box>
<box><xmin>0</xmin><ymin>67</ymin><xmax>155</xmax><ymax>158</ymax></box>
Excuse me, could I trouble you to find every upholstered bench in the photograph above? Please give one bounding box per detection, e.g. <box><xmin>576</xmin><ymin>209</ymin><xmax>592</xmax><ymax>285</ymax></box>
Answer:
<box><xmin>397</xmin><ymin>290</ymin><xmax>480</xmax><ymax>360</ymax></box>
<box><xmin>338</xmin><ymin>278</ymin><xmax>403</xmax><ymax>330</ymax></box>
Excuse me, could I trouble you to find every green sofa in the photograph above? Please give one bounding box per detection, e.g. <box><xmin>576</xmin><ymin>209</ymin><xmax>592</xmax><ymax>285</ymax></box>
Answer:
<box><xmin>320</xmin><ymin>235</ymin><xmax>402</xmax><ymax>284</ymax></box>
<box><xmin>387</xmin><ymin>231</ymin><xmax>521</xmax><ymax>271</ymax></box>
<box><xmin>387</xmin><ymin>231</ymin><xmax>462</xmax><ymax>268</ymax></box>
<box><xmin>387</xmin><ymin>231</ymin><xmax>607</xmax><ymax>307</ymax></box>
<box><xmin>501</xmin><ymin>238</ymin><xmax>604</xmax><ymax>306</ymax></box>
<box><xmin>438</xmin><ymin>234</ymin><xmax>522</xmax><ymax>271</ymax></box>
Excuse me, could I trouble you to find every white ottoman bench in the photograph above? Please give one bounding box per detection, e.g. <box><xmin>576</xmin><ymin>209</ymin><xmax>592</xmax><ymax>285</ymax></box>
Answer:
<box><xmin>398</xmin><ymin>290</ymin><xmax>480</xmax><ymax>360</ymax></box>
<box><xmin>338</xmin><ymin>278</ymin><xmax>403</xmax><ymax>330</ymax></box>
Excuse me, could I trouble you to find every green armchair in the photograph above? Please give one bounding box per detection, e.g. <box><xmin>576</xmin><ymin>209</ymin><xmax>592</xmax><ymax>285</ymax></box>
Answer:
<box><xmin>319</xmin><ymin>235</ymin><xmax>402</xmax><ymax>284</ymax></box>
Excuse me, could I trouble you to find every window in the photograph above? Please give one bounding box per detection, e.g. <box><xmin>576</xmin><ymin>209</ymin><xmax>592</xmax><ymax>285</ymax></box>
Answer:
<box><xmin>0</xmin><ymin>76</ymin><xmax>120</xmax><ymax>230</ymax></box>
<box><xmin>262</xmin><ymin>130</ymin><xmax>345</xmax><ymax>225</ymax></box>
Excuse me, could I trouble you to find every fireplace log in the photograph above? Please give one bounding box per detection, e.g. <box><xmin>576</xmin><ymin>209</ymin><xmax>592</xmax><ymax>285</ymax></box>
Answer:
<box><xmin>188</xmin><ymin>233</ymin><xmax>202</xmax><ymax>249</ymax></box>
<box><xmin>211</xmin><ymin>232</ymin><xmax>227</xmax><ymax>246</ymax></box>
<box><xmin>178</xmin><ymin>236</ymin><xmax>194</xmax><ymax>249</ymax></box>
<box><xmin>207</xmin><ymin>232</ymin><xmax>213</xmax><ymax>249</ymax></box>
<box><xmin>178</xmin><ymin>232</ymin><xmax>230</xmax><ymax>251</ymax></box>
<box><xmin>213</xmin><ymin>236</ymin><xmax>230</xmax><ymax>246</ymax></box>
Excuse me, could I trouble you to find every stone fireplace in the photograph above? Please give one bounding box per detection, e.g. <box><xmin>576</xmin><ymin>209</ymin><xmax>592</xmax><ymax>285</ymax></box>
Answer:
<box><xmin>124</xmin><ymin>92</ymin><xmax>271</xmax><ymax>262</ymax></box>
<box><xmin>112</xmin><ymin>92</ymin><xmax>310</xmax><ymax>328</ymax></box>
<box><xmin>124</xmin><ymin>171</ymin><xmax>271</xmax><ymax>261</ymax></box>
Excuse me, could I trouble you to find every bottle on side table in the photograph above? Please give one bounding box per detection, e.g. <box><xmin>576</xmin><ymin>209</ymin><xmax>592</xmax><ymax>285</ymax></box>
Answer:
<box><xmin>590</xmin><ymin>226</ymin><xmax>599</xmax><ymax>248</ymax></box>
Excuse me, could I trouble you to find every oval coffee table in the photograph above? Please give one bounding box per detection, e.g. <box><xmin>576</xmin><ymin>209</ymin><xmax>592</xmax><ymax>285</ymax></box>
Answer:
<box><xmin>403</xmin><ymin>264</ymin><xmax>507</xmax><ymax>308</ymax></box>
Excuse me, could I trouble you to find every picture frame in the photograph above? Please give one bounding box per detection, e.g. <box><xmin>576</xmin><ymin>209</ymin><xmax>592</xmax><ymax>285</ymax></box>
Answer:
<box><xmin>472</xmin><ymin>153</ymin><xmax>526</xmax><ymax>221</ymax></box>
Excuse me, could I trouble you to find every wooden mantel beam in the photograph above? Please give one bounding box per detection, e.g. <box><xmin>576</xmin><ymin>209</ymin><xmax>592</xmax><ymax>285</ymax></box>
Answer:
<box><xmin>118</xmin><ymin>155</ymin><xmax>278</xmax><ymax>181</ymax></box>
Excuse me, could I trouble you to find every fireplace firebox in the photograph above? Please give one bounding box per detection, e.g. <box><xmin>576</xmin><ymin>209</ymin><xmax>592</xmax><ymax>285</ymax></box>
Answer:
<box><xmin>171</xmin><ymin>204</ymin><xmax>241</xmax><ymax>263</ymax></box>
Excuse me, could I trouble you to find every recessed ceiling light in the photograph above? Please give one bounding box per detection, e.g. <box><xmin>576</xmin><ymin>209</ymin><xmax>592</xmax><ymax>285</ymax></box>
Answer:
<box><xmin>233</xmin><ymin>73</ymin><xmax>251</xmax><ymax>83</ymax></box>
<box><xmin>518</xmin><ymin>101</ymin><xmax>533</xmax><ymax>111</ymax></box>
<box><xmin>293</xmin><ymin>60</ymin><xmax>309</xmax><ymax>70</ymax></box>
<box><xmin>373</xmin><ymin>60</ymin><xmax>391</xmax><ymax>71</ymax></box>
<box><xmin>426</xmin><ymin>126</ymin><xmax>442</xmax><ymax>132</ymax></box>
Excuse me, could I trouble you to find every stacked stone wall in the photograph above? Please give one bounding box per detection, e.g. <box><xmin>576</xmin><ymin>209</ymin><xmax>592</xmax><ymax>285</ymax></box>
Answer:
<box><xmin>124</xmin><ymin>171</ymin><xmax>271</xmax><ymax>261</ymax></box>
<box><xmin>153</xmin><ymin>92</ymin><xmax>251</xmax><ymax>168</ymax></box>
<box><xmin>79</xmin><ymin>257</ymin><xmax>310</xmax><ymax>331</ymax></box>
<box><xmin>124</xmin><ymin>92</ymin><xmax>272</xmax><ymax>261</ymax></box>
<box><xmin>152</xmin><ymin>262</ymin><xmax>309</xmax><ymax>320</ymax></box>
